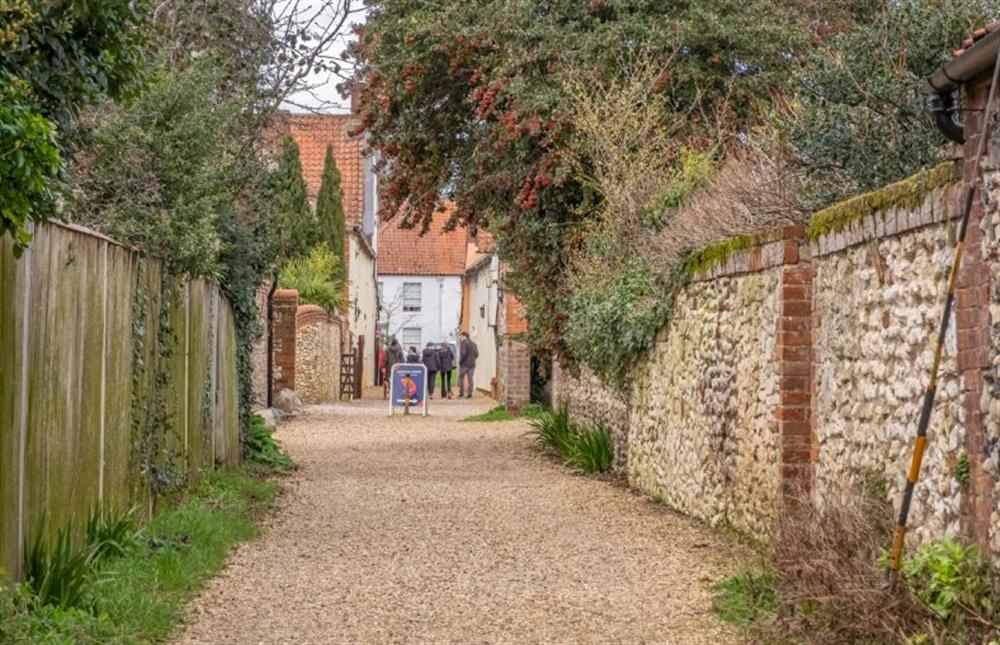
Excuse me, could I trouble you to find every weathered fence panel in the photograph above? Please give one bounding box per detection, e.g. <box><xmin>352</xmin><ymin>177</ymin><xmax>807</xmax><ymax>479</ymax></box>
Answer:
<box><xmin>0</xmin><ymin>222</ymin><xmax>241</xmax><ymax>579</ymax></box>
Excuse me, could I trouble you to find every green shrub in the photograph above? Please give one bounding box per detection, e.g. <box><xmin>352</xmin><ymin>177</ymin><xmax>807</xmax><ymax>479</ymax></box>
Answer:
<box><xmin>902</xmin><ymin>538</ymin><xmax>994</xmax><ymax>622</ymax></box>
<box><xmin>566</xmin><ymin>426</ymin><xmax>613</xmax><ymax>474</ymax></box>
<box><xmin>278</xmin><ymin>244</ymin><xmax>345</xmax><ymax>312</ymax></box>
<box><xmin>244</xmin><ymin>414</ymin><xmax>293</xmax><ymax>472</ymax></box>
<box><xmin>710</xmin><ymin>568</ymin><xmax>780</xmax><ymax>628</ymax></box>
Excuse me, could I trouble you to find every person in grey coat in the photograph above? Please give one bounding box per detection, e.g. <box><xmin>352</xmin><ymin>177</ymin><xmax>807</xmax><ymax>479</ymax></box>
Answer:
<box><xmin>458</xmin><ymin>332</ymin><xmax>478</xmax><ymax>399</ymax></box>
<box><xmin>438</xmin><ymin>341</ymin><xmax>455</xmax><ymax>399</ymax></box>
<box><xmin>421</xmin><ymin>342</ymin><xmax>441</xmax><ymax>399</ymax></box>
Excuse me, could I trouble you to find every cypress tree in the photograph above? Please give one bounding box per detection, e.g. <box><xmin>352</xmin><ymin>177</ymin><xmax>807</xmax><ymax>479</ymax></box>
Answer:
<box><xmin>271</xmin><ymin>134</ymin><xmax>315</xmax><ymax>262</ymax></box>
<box><xmin>315</xmin><ymin>144</ymin><xmax>346</xmax><ymax>267</ymax></box>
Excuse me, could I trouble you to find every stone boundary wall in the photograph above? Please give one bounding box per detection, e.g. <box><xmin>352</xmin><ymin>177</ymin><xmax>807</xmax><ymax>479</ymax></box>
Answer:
<box><xmin>811</xmin><ymin>184</ymin><xmax>965</xmax><ymax>545</ymax></box>
<box><xmin>553</xmin><ymin>178</ymin><xmax>1000</xmax><ymax>549</ymax></box>
<box><xmin>295</xmin><ymin>305</ymin><xmax>343</xmax><ymax>404</ymax></box>
<box><xmin>0</xmin><ymin>221</ymin><xmax>240</xmax><ymax>579</ymax></box>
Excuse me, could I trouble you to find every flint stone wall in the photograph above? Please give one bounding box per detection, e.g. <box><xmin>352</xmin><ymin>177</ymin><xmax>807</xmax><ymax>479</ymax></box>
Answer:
<box><xmin>295</xmin><ymin>305</ymin><xmax>342</xmax><ymax>404</ymax></box>
<box><xmin>812</xmin><ymin>188</ymin><xmax>965</xmax><ymax>545</ymax></box>
<box><xmin>552</xmin><ymin>181</ymin><xmax>989</xmax><ymax>547</ymax></box>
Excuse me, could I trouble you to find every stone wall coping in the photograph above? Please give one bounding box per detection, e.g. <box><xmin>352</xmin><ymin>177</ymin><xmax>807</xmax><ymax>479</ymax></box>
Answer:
<box><xmin>810</xmin><ymin>184</ymin><xmax>962</xmax><ymax>257</ymax></box>
<box><xmin>273</xmin><ymin>288</ymin><xmax>299</xmax><ymax>301</ymax></box>
<box><xmin>689</xmin><ymin>226</ymin><xmax>806</xmax><ymax>282</ymax></box>
<box><xmin>296</xmin><ymin>304</ymin><xmax>341</xmax><ymax>327</ymax></box>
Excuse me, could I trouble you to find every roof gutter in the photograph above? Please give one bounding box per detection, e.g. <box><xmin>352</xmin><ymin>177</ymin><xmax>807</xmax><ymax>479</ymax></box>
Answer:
<box><xmin>927</xmin><ymin>29</ymin><xmax>1000</xmax><ymax>145</ymax></box>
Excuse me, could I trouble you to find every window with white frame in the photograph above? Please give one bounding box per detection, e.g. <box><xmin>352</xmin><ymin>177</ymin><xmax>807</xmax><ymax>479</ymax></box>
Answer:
<box><xmin>401</xmin><ymin>327</ymin><xmax>421</xmax><ymax>348</ymax></box>
<box><xmin>402</xmin><ymin>282</ymin><xmax>421</xmax><ymax>312</ymax></box>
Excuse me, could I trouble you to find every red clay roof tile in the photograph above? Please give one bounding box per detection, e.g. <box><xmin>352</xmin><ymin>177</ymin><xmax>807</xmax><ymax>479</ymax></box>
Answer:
<box><xmin>378</xmin><ymin>202</ymin><xmax>468</xmax><ymax>276</ymax></box>
<box><xmin>281</xmin><ymin>112</ymin><xmax>365</xmax><ymax>228</ymax></box>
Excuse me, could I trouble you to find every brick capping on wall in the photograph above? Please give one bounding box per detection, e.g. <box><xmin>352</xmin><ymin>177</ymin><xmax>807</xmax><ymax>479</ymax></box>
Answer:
<box><xmin>691</xmin><ymin>226</ymin><xmax>807</xmax><ymax>282</ymax></box>
<box><xmin>809</xmin><ymin>184</ymin><xmax>963</xmax><ymax>258</ymax></box>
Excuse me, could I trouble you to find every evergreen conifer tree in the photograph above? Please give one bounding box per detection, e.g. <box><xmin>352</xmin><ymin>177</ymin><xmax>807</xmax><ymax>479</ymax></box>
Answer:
<box><xmin>315</xmin><ymin>144</ymin><xmax>346</xmax><ymax>267</ymax></box>
<box><xmin>272</xmin><ymin>134</ymin><xmax>315</xmax><ymax>262</ymax></box>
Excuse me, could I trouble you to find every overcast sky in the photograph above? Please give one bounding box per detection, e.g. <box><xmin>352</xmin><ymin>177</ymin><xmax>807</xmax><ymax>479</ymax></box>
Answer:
<box><xmin>280</xmin><ymin>0</ymin><xmax>368</xmax><ymax>114</ymax></box>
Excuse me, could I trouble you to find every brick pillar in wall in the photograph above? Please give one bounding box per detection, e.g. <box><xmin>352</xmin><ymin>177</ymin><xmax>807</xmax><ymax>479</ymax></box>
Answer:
<box><xmin>272</xmin><ymin>289</ymin><xmax>299</xmax><ymax>396</ymax></box>
<box><xmin>776</xmin><ymin>227</ymin><xmax>814</xmax><ymax>502</ymax></box>
<box><xmin>501</xmin><ymin>338</ymin><xmax>531</xmax><ymax>412</ymax></box>
<box><xmin>956</xmin><ymin>74</ymin><xmax>993</xmax><ymax>545</ymax></box>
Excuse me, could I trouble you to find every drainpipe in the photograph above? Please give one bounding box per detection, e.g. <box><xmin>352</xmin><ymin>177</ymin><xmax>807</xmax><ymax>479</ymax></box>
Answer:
<box><xmin>929</xmin><ymin>91</ymin><xmax>965</xmax><ymax>144</ymax></box>
<box><xmin>927</xmin><ymin>27</ymin><xmax>1000</xmax><ymax>144</ymax></box>
<box><xmin>266</xmin><ymin>273</ymin><xmax>278</xmax><ymax>408</ymax></box>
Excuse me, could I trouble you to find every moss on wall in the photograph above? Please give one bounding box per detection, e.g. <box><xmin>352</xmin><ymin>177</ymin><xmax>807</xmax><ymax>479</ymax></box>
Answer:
<box><xmin>808</xmin><ymin>162</ymin><xmax>957</xmax><ymax>241</ymax></box>
<box><xmin>683</xmin><ymin>234</ymin><xmax>761</xmax><ymax>276</ymax></box>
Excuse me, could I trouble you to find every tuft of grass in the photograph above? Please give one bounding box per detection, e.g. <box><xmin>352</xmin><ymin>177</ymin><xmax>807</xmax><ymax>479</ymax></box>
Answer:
<box><xmin>710</xmin><ymin>568</ymin><xmax>780</xmax><ymax>628</ymax></box>
<box><xmin>528</xmin><ymin>410</ymin><xmax>613</xmax><ymax>474</ymax></box>
<box><xmin>528</xmin><ymin>408</ymin><xmax>577</xmax><ymax>459</ymax></box>
<box><xmin>566</xmin><ymin>426</ymin><xmax>613</xmax><ymax>473</ymax></box>
<box><xmin>518</xmin><ymin>402</ymin><xmax>547</xmax><ymax>419</ymax></box>
<box><xmin>244</xmin><ymin>413</ymin><xmax>293</xmax><ymax>473</ymax></box>
<box><xmin>464</xmin><ymin>405</ymin><xmax>515</xmax><ymax>422</ymax></box>
<box><xmin>1</xmin><ymin>470</ymin><xmax>279</xmax><ymax>643</ymax></box>
<box><xmin>24</xmin><ymin>522</ymin><xmax>93</xmax><ymax>611</ymax></box>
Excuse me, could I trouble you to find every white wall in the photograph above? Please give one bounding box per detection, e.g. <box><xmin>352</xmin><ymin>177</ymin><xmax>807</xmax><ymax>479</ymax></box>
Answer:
<box><xmin>348</xmin><ymin>235</ymin><xmax>378</xmax><ymax>387</ymax></box>
<box><xmin>465</xmin><ymin>256</ymin><xmax>498</xmax><ymax>391</ymax></box>
<box><xmin>378</xmin><ymin>275</ymin><xmax>462</xmax><ymax>351</ymax></box>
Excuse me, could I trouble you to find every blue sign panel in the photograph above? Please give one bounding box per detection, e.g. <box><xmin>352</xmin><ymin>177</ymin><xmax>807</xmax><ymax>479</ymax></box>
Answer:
<box><xmin>389</xmin><ymin>363</ymin><xmax>428</xmax><ymax>415</ymax></box>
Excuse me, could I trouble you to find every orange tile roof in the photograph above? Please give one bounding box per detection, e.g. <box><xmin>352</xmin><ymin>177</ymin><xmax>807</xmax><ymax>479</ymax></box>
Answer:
<box><xmin>952</xmin><ymin>22</ymin><xmax>1000</xmax><ymax>57</ymax></box>
<box><xmin>378</xmin><ymin>203</ymin><xmax>469</xmax><ymax>276</ymax></box>
<box><xmin>281</xmin><ymin>112</ymin><xmax>365</xmax><ymax>228</ymax></box>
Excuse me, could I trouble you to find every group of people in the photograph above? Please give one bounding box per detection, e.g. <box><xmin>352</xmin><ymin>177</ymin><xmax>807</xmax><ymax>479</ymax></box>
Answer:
<box><xmin>381</xmin><ymin>332</ymin><xmax>479</xmax><ymax>399</ymax></box>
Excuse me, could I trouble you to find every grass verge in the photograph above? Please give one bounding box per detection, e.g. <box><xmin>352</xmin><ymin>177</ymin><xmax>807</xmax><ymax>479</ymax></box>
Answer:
<box><xmin>465</xmin><ymin>405</ymin><xmax>516</xmax><ymax>422</ymax></box>
<box><xmin>0</xmin><ymin>470</ymin><xmax>280</xmax><ymax>644</ymax></box>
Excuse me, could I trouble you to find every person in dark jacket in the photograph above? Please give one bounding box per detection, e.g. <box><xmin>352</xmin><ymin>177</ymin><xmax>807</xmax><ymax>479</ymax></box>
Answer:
<box><xmin>458</xmin><ymin>332</ymin><xmax>479</xmax><ymax>399</ymax></box>
<box><xmin>384</xmin><ymin>337</ymin><xmax>404</xmax><ymax>376</ymax></box>
<box><xmin>438</xmin><ymin>341</ymin><xmax>455</xmax><ymax>399</ymax></box>
<box><xmin>406</xmin><ymin>346</ymin><xmax>420</xmax><ymax>362</ymax></box>
<box><xmin>421</xmin><ymin>342</ymin><xmax>441</xmax><ymax>399</ymax></box>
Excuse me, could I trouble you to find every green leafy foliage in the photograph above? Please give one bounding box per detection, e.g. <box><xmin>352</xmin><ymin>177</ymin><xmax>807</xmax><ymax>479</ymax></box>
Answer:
<box><xmin>316</xmin><ymin>144</ymin><xmax>347</xmax><ymax>268</ymax></box>
<box><xmin>2</xmin><ymin>471</ymin><xmax>278</xmax><ymax>643</ymax></box>
<box><xmin>0</xmin><ymin>0</ymin><xmax>146</xmax><ymax>250</ymax></box>
<box><xmin>954</xmin><ymin>453</ymin><xmax>970</xmax><ymax>487</ymax></box>
<box><xmin>244</xmin><ymin>414</ymin><xmax>294</xmax><ymax>473</ymax></box>
<box><xmin>279</xmin><ymin>244</ymin><xmax>346</xmax><ymax>313</ymax></box>
<box><xmin>788</xmin><ymin>0</ymin><xmax>996</xmax><ymax>208</ymax></box>
<box><xmin>902</xmin><ymin>538</ymin><xmax>995</xmax><ymax>621</ymax></box>
<box><xmin>352</xmin><ymin>0</ymin><xmax>809</xmax><ymax>368</ymax></box>
<box><xmin>710</xmin><ymin>568</ymin><xmax>780</xmax><ymax>628</ymax></box>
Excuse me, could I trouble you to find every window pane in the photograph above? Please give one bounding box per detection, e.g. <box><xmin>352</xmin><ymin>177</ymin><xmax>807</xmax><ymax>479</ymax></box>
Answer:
<box><xmin>402</xmin><ymin>282</ymin><xmax>421</xmax><ymax>312</ymax></box>
<box><xmin>402</xmin><ymin>327</ymin><xmax>421</xmax><ymax>347</ymax></box>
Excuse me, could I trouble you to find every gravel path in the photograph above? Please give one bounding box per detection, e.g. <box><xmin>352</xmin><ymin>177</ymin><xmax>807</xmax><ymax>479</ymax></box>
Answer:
<box><xmin>178</xmin><ymin>397</ymin><xmax>747</xmax><ymax>644</ymax></box>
